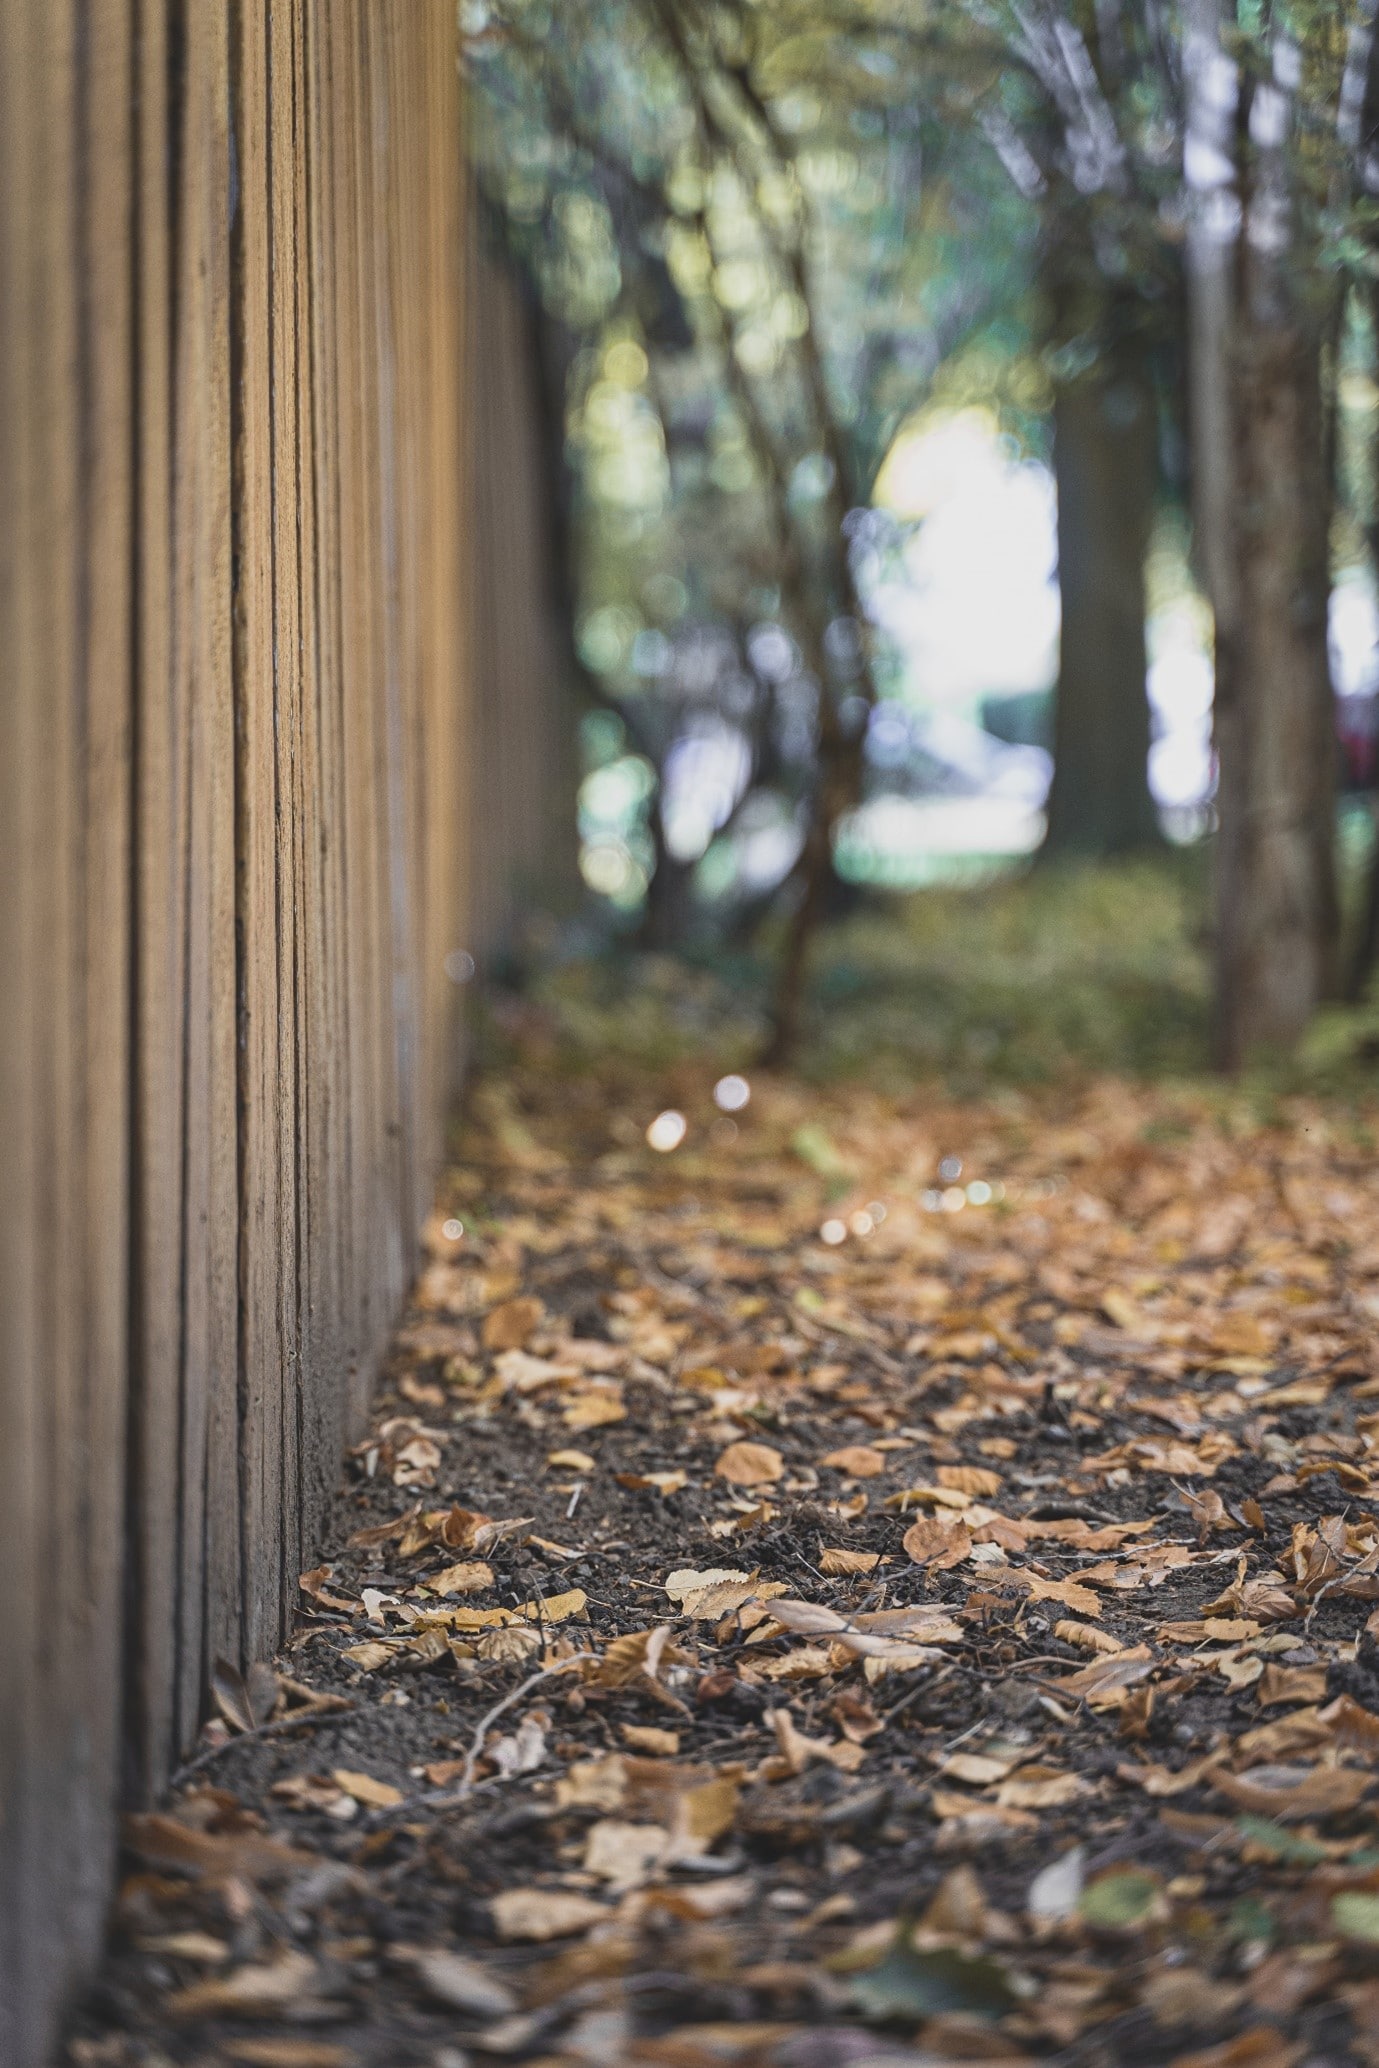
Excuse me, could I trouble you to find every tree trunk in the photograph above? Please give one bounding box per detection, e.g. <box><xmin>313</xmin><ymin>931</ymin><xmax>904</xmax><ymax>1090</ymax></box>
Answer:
<box><xmin>1043</xmin><ymin>351</ymin><xmax>1160</xmax><ymax>857</ymax></box>
<box><xmin>1183</xmin><ymin>0</ymin><xmax>1338</xmax><ymax>1067</ymax></box>
<box><xmin>1213</xmin><ymin>314</ymin><xmax>1338</xmax><ymax>1065</ymax></box>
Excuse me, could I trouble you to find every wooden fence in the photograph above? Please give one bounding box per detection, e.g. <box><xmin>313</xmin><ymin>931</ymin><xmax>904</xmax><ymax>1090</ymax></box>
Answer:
<box><xmin>0</xmin><ymin>8</ymin><xmax>567</xmax><ymax>2062</ymax></box>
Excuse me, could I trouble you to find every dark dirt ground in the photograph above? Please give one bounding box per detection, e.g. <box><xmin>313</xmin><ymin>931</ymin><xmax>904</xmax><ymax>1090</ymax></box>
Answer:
<box><xmin>64</xmin><ymin>1057</ymin><xmax>1379</xmax><ymax>2068</ymax></box>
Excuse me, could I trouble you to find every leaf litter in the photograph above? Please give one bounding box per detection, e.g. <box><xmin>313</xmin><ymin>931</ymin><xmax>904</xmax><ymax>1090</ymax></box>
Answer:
<box><xmin>66</xmin><ymin>1065</ymin><xmax>1379</xmax><ymax>2066</ymax></box>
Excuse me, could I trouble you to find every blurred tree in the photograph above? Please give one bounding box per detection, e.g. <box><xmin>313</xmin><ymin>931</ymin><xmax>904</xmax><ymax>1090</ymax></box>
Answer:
<box><xmin>464</xmin><ymin>0</ymin><xmax>1379</xmax><ymax>1068</ymax></box>
<box><xmin>465</xmin><ymin>0</ymin><xmax>1032</xmax><ymax>1054</ymax></box>
<box><xmin>1183</xmin><ymin>0</ymin><xmax>1360</xmax><ymax>1063</ymax></box>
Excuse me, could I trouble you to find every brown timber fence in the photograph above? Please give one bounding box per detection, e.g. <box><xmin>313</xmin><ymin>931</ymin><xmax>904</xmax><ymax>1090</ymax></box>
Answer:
<box><xmin>0</xmin><ymin>7</ymin><xmax>567</xmax><ymax>2061</ymax></box>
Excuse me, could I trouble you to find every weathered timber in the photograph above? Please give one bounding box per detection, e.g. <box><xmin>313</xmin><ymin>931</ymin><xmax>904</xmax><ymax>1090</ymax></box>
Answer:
<box><xmin>0</xmin><ymin>6</ymin><xmax>569</xmax><ymax>2063</ymax></box>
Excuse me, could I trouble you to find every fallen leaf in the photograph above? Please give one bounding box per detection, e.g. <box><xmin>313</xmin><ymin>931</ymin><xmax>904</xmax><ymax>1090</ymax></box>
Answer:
<box><xmin>766</xmin><ymin>1706</ymin><xmax>866</xmax><ymax>1776</ymax></box>
<box><xmin>936</xmin><ymin>1464</ymin><xmax>1003</xmax><ymax>1497</ymax></box>
<box><xmin>490</xmin><ymin>1888</ymin><xmax>609</xmax><ymax>1941</ymax></box>
<box><xmin>714</xmin><ymin>1441</ymin><xmax>784</xmax><ymax>1487</ymax></box>
<box><xmin>404</xmin><ymin>1947</ymin><xmax>518</xmax><ymax>2016</ymax></box>
<box><xmin>1079</xmin><ymin>1868</ymin><xmax>1167</xmax><ymax>1932</ymax></box>
<box><xmin>1256</xmin><ymin>1664</ymin><xmax>1327</xmax><ymax>1708</ymax></box>
<box><xmin>847</xmin><ymin>1940</ymin><xmax>1018</xmax><ymax>2021</ymax></box>
<box><xmin>583</xmin><ymin>1819</ymin><xmax>667</xmax><ymax>1889</ymax></box>
<box><xmin>616</xmin><ymin>1469</ymin><xmax>689</xmax><ymax>1495</ymax></box>
<box><xmin>211</xmin><ymin>1658</ymin><xmax>279</xmax><ymax>1736</ymax></box>
<box><xmin>665</xmin><ymin>1567</ymin><xmax>765</xmax><ymax>1619</ymax></box>
<box><xmin>166</xmin><ymin>1951</ymin><xmax>323</xmax><ymax>2019</ymax></box>
<box><xmin>941</xmin><ymin>1748</ymin><xmax>1020</xmax><ymax>1786</ymax></box>
<box><xmin>430</xmin><ymin>1560</ymin><xmax>493</xmax><ymax>1596</ymax></box>
<box><xmin>1319</xmin><ymin>1693</ymin><xmax>1379</xmax><ymax>1754</ymax></box>
<box><xmin>819</xmin><ymin>1547</ymin><xmax>880</xmax><ymax>1575</ymax></box>
<box><xmin>564</xmin><ymin>1385</ymin><xmax>626</xmax><ymax>1430</ymax></box>
<box><xmin>1020</xmin><ymin>1572</ymin><xmax>1103</xmax><ymax>1618</ymax></box>
<box><xmin>997</xmin><ymin>1764</ymin><xmax>1089</xmax><ymax>1809</ymax></box>
<box><xmin>902</xmin><ymin>1515</ymin><xmax>972</xmax><ymax>1568</ymax></box>
<box><xmin>1055</xmin><ymin>1620</ymin><xmax>1123</xmax><ymax>1655</ymax></box>
<box><xmin>339</xmin><ymin>1640</ymin><xmax>400</xmax><ymax>1673</ymax></box>
<box><xmin>482</xmin><ymin>1297</ymin><xmax>544</xmax><ymax>1351</ymax></box>
<box><xmin>331</xmin><ymin>1768</ymin><xmax>403</xmax><ymax>1810</ymax></box>
<box><xmin>1169</xmin><ymin>2029</ymin><xmax>1302</xmax><ymax>2068</ymax></box>
<box><xmin>221</xmin><ymin>2045</ymin><xmax>351</xmax><ymax>2068</ymax></box>
<box><xmin>1209</xmin><ymin>1763</ymin><xmax>1370</xmax><ymax>1820</ymax></box>
<box><xmin>123</xmin><ymin>1813</ymin><xmax>314</xmax><ymax>1886</ymax></box>
<box><xmin>1028</xmin><ymin>1845</ymin><xmax>1085</xmax><ymax>1922</ymax></box>
<box><xmin>820</xmin><ymin>1446</ymin><xmax>886</xmax><ymax>1478</ymax></box>
<box><xmin>621</xmin><ymin>1724</ymin><xmax>680</xmax><ymax>1756</ymax></box>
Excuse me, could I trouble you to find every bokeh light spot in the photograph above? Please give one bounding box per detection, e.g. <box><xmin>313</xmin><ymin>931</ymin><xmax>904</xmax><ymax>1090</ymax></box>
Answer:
<box><xmin>647</xmin><ymin>1110</ymin><xmax>688</xmax><ymax>1153</ymax></box>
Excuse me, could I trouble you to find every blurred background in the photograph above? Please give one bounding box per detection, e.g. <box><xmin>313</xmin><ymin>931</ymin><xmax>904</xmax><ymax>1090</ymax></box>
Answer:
<box><xmin>462</xmin><ymin>0</ymin><xmax>1379</xmax><ymax>1081</ymax></box>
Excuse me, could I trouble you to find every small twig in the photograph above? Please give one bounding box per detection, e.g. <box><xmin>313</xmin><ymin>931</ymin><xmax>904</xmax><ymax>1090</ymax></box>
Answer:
<box><xmin>171</xmin><ymin>1703</ymin><xmax>355</xmax><ymax>1787</ymax></box>
<box><xmin>425</xmin><ymin>1654</ymin><xmax>599</xmax><ymax>1809</ymax></box>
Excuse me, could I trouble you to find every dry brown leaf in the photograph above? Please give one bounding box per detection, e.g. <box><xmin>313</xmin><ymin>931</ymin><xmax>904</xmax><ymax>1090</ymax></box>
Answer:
<box><xmin>616</xmin><ymin>1469</ymin><xmax>689</xmax><ymax>1494</ymax></box>
<box><xmin>997</xmin><ymin>1764</ymin><xmax>1089</xmax><ymax>1809</ymax></box>
<box><xmin>339</xmin><ymin>1640</ymin><xmax>401</xmax><ymax>1673</ymax></box>
<box><xmin>166</xmin><ymin>1951</ymin><xmax>322</xmax><ymax>2019</ymax></box>
<box><xmin>1169</xmin><ymin>2028</ymin><xmax>1302</xmax><ymax>2068</ymax></box>
<box><xmin>564</xmin><ymin>1385</ymin><xmax>626</xmax><ymax>1430</ymax></box>
<box><xmin>211</xmin><ymin>1658</ymin><xmax>279</xmax><ymax>1735</ymax></box>
<box><xmin>764</xmin><ymin>1706</ymin><xmax>866</xmax><ymax>1777</ymax></box>
<box><xmin>936</xmin><ymin>1464</ymin><xmax>1003</xmax><ymax>1497</ymax></box>
<box><xmin>714</xmin><ymin>1441</ymin><xmax>784</xmax><ymax>1487</ymax></box>
<box><xmin>1117</xmin><ymin>1756</ymin><xmax>1214</xmax><ymax>1798</ymax></box>
<box><xmin>901</xmin><ymin>1514</ymin><xmax>972</xmax><ymax>1569</ymax></box>
<box><xmin>430</xmin><ymin>1560</ymin><xmax>493</xmax><ymax>1597</ymax></box>
<box><xmin>819</xmin><ymin>1547</ymin><xmax>880</xmax><ymax>1575</ymax></box>
<box><xmin>403</xmin><ymin>1948</ymin><xmax>518</xmax><ymax>2017</ymax></box>
<box><xmin>1319</xmin><ymin>1693</ymin><xmax>1379</xmax><ymax>1754</ymax></box>
<box><xmin>298</xmin><ymin>1567</ymin><xmax>358</xmax><ymax>1613</ymax></box>
<box><xmin>583</xmin><ymin>1819</ymin><xmax>667</xmax><ymax>1889</ymax></box>
<box><xmin>1054</xmin><ymin>1646</ymin><xmax>1156</xmax><ymax>1702</ymax></box>
<box><xmin>1209</xmin><ymin>1763</ymin><xmax>1370</xmax><ymax>1820</ymax></box>
<box><xmin>760</xmin><ymin>1645</ymin><xmax>837</xmax><ymax>1680</ymax></box>
<box><xmin>1256</xmin><ymin>1664</ymin><xmax>1328</xmax><ymax>1708</ymax></box>
<box><xmin>221</xmin><ymin>2044</ymin><xmax>351</xmax><ymax>2068</ymax></box>
<box><xmin>665</xmin><ymin>1566</ymin><xmax>773</xmax><ymax>1618</ymax></box>
<box><xmin>941</xmin><ymin>1748</ymin><xmax>1020</xmax><ymax>1786</ymax></box>
<box><xmin>820</xmin><ymin>1445</ymin><xmax>887</xmax><ymax>1478</ymax></box>
<box><xmin>482</xmin><ymin>1296</ymin><xmax>544</xmax><ymax>1351</ymax></box>
<box><xmin>1020</xmin><ymin>1571</ymin><xmax>1102</xmax><ymax>1618</ymax></box>
<box><xmin>490</xmin><ymin>1888</ymin><xmax>609</xmax><ymax>1941</ymax></box>
<box><xmin>331</xmin><ymin>1768</ymin><xmax>403</xmax><ymax>1810</ymax></box>
<box><xmin>123</xmin><ymin>1813</ymin><xmax>314</xmax><ymax>1886</ymax></box>
<box><xmin>1055</xmin><ymin>1620</ymin><xmax>1123</xmax><ymax>1655</ymax></box>
<box><xmin>621</xmin><ymin>1724</ymin><xmax>680</xmax><ymax>1756</ymax></box>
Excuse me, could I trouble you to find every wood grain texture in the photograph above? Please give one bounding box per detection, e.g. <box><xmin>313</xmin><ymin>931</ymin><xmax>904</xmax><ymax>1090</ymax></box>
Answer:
<box><xmin>0</xmin><ymin>2</ymin><xmax>134</xmax><ymax>2057</ymax></box>
<box><xmin>0</xmin><ymin>5</ymin><xmax>509</xmax><ymax>2060</ymax></box>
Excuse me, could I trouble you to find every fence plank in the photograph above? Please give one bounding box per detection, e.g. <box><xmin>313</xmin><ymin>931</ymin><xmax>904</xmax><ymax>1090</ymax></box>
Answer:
<box><xmin>0</xmin><ymin>5</ymin><xmax>574</xmax><ymax>2059</ymax></box>
<box><xmin>128</xmin><ymin>0</ymin><xmax>240</xmax><ymax>1800</ymax></box>
<box><xmin>0</xmin><ymin>2</ymin><xmax>134</xmax><ymax>2054</ymax></box>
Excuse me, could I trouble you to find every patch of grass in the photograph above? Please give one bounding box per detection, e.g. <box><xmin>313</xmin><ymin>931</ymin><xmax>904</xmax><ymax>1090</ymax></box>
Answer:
<box><xmin>497</xmin><ymin>848</ymin><xmax>1379</xmax><ymax>1099</ymax></box>
<box><xmin>800</xmin><ymin>854</ymin><xmax>1211</xmax><ymax>1088</ymax></box>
